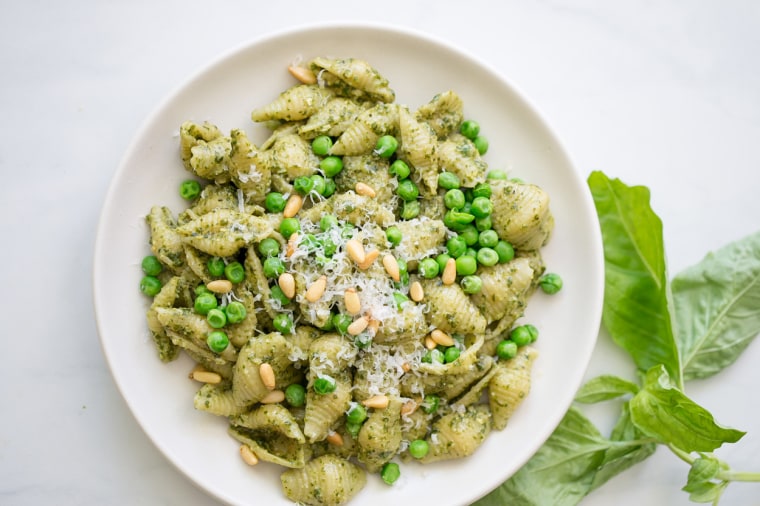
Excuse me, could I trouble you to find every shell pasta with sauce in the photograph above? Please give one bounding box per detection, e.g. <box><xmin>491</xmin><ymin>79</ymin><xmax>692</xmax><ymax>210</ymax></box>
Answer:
<box><xmin>139</xmin><ymin>56</ymin><xmax>555</xmax><ymax>506</ymax></box>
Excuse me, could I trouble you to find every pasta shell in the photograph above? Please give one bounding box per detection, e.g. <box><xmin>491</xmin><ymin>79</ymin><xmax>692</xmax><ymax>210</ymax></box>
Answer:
<box><xmin>415</xmin><ymin>90</ymin><xmax>464</xmax><ymax>139</ymax></box>
<box><xmin>229</xmin><ymin>129</ymin><xmax>270</xmax><ymax>204</ymax></box>
<box><xmin>436</xmin><ymin>134</ymin><xmax>487</xmax><ymax>188</ymax></box>
<box><xmin>299</xmin><ymin>97</ymin><xmax>369</xmax><ymax>139</ymax></box>
<box><xmin>250</xmin><ymin>84</ymin><xmax>333</xmax><ymax>122</ymax></box>
<box><xmin>146</xmin><ymin>206</ymin><xmax>185</xmax><ymax>271</ymax></box>
<box><xmin>330</xmin><ymin>103</ymin><xmax>398</xmax><ymax>156</ymax></box>
<box><xmin>419</xmin><ymin>405</ymin><xmax>491</xmax><ymax>463</ymax></box>
<box><xmin>194</xmin><ymin>383</ymin><xmax>247</xmax><ymax>417</ymax></box>
<box><xmin>420</xmin><ymin>279</ymin><xmax>487</xmax><ymax>335</ymax></box>
<box><xmin>469</xmin><ymin>257</ymin><xmax>535</xmax><ymax>324</ymax></box>
<box><xmin>489</xmin><ymin>346</ymin><xmax>538</xmax><ymax>430</ymax></box>
<box><xmin>280</xmin><ymin>454</ymin><xmax>367</xmax><ymax>506</ymax></box>
<box><xmin>398</xmin><ymin>106</ymin><xmax>439</xmax><ymax>195</ymax></box>
<box><xmin>310</xmin><ymin>56</ymin><xmax>395</xmax><ymax>103</ymax></box>
<box><xmin>304</xmin><ymin>369</ymin><xmax>353</xmax><ymax>443</ymax></box>
<box><xmin>179</xmin><ymin>121</ymin><xmax>223</xmax><ymax>170</ymax></box>
<box><xmin>176</xmin><ymin>209</ymin><xmax>273</xmax><ymax>257</ymax></box>
<box><xmin>357</xmin><ymin>396</ymin><xmax>403</xmax><ymax>472</ymax></box>
<box><xmin>490</xmin><ymin>179</ymin><xmax>555</xmax><ymax>250</ymax></box>
<box><xmin>394</xmin><ymin>217</ymin><xmax>447</xmax><ymax>262</ymax></box>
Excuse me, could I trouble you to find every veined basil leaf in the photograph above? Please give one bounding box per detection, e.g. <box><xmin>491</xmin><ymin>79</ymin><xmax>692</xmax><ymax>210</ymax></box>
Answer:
<box><xmin>588</xmin><ymin>400</ymin><xmax>657</xmax><ymax>493</ymax></box>
<box><xmin>682</xmin><ymin>457</ymin><xmax>726</xmax><ymax>503</ymax></box>
<box><xmin>587</xmin><ymin>172</ymin><xmax>681</xmax><ymax>386</ymax></box>
<box><xmin>474</xmin><ymin>407</ymin><xmax>609</xmax><ymax>506</ymax></box>
<box><xmin>672</xmin><ymin>230</ymin><xmax>760</xmax><ymax>380</ymax></box>
<box><xmin>629</xmin><ymin>365</ymin><xmax>745</xmax><ymax>452</ymax></box>
<box><xmin>575</xmin><ymin>375</ymin><xmax>640</xmax><ymax>404</ymax></box>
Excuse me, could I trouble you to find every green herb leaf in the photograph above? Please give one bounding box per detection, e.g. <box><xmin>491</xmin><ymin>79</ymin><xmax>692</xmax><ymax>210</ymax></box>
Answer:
<box><xmin>672</xmin><ymin>230</ymin><xmax>760</xmax><ymax>380</ymax></box>
<box><xmin>475</xmin><ymin>407</ymin><xmax>609</xmax><ymax>506</ymax></box>
<box><xmin>630</xmin><ymin>365</ymin><xmax>745</xmax><ymax>452</ymax></box>
<box><xmin>588</xmin><ymin>401</ymin><xmax>657</xmax><ymax>492</ymax></box>
<box><xmin>587</xmin><ymin>171</ymin><xmax>681</xmax><ymax>386</ymax></box>
<box><xmin>575</xmin><ymin>375</ymin><xmax>640</xmax><ymax>404</ymax></box>
<box><xmin>683</xmin><ymin>456</ymin><xmax>722</xmax><ymax>490</ymax></box>
<box><xmin>682</xmin><ymin>479</ymin><xmax>727</xmax><ymax>503</ymax></box>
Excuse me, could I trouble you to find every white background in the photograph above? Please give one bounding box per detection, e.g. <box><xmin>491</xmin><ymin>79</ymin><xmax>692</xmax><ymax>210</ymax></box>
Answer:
<box><xmin>1</xmin><ymin>1</ymin><xmax>759</xmax><ymax>505</ymax></box>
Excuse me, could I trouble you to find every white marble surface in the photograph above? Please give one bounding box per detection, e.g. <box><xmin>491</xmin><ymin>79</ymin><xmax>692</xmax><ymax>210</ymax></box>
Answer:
<box><xmin>2</xmin><ymin>1</ymin><xmax>759</xmax><ymax>505</ymax></box>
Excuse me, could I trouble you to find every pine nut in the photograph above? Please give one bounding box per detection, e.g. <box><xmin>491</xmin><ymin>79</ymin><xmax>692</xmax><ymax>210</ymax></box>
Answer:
<box><xmin>401</xmin><ymin>362</ymin><xmax>411</xmax><ymax>373</ymax></box>
<box><xmin>207</xmin><ymin>279</ymin><xmax>233</xmax><ymax>294</ymax></box>
<box><xmin>278</xmin><ymin>272</ymin><xmax>296</xmax><ymax>299</ymax></box>
<box><xmin>424</xmin><ymin>335</ymin><xmax>437</xmax><ymax>350</ymax></box>
<box><xmin>431</xmin><ymin>329</ymin><xmax>455</xmax><ymax>347</ymax></box>
<box><xmin>286</xmin><ymin>232</ymin><xmax>299</xmax><ymax>258</ymax></box>
<box><xmin>190</xmin><ymin>370</ymin><xmax>222</xmax><ymax>384</ymax></box>
<box><xmin>409</xmin><ymin>281</ymin><xmax>424</xmax><ymax>301</ymax></box>
<box><xmin>358</xmin><ymin>249</ymin><xmax>379</xmax><ymax>270</ymax></box>
<box><xmin>367</xmin><ymin>318</ymin><xmax>380</xmax><ymax>336</ymax></box>
<box><xmin>362</xmin><ymin>394</ymin><xmax>389</xmax><ymax>409</ymax></box>
<box><xmin>326</xmin><ymin>431</ymin><xmax>344</xmax><ymax>447</ymax></box>
<box><xmin>345</xmin><ymin>239</ymin><xmax>366</xmax><ymax>265</ymax></box>
<box><xmin>401</xmin><ymin>399</ymin><xmax>418</xmax><ymax>416</ymax></box>
<box><xmin>259</xmin><ymin>363</ymin><xmax>276</xmax><ymax>390</ymax></box>
<box><xmin>283</xmin><ymin>194</ymin><xmax>303</xmax><ymax>218</ymax></box>
<box><xmin>305</xmin><ymin>275</ymin><xmax>327</xmax><ymax>302</ymax></box>
<box><xmin>288</xmin><ymin>65</ymin><xmax>317</xmax><ymax>84</ymax></box>
<box><xmin>382</xmin><ymin>254</ymin><xmax>400</xmax><ymax>281</ymax></box>
<box><xmin>240</xmin><ymin>444</ymin><xmax>259</xmax><ymax>466</ymax></box>
<box><xmin>347</xmin><ymin>315</ymin><xmax>369</xmax><ymax>335</ymax></box>
<box><xmin>260</xmin><ymin>389</ymin><xmax>285</xmax><ymax>404</ymax></box>
<box><xmin>355</xmin><ymin>182</ymin><xmax>377</xmax><ymax>198</ymax></box>
<box><xmin>442</xmin><ymin>258</ymin><xmax>457</xmax><ymax>285</ymax></box>
<box><xmin>344</xmin><ymin>288</ymin><xmax>362</xmax><ymax>315</ymax></box>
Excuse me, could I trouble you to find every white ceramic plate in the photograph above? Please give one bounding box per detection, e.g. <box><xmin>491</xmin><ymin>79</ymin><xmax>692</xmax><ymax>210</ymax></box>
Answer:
<box><xmin>94</xmin><ymin>23</ymin><xmax>603</xmax><ymax>506</ymax></box>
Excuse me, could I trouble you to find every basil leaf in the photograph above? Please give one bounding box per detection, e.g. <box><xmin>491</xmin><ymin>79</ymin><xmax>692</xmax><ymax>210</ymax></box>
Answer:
<box><xmin>475</xmin><ymin>407</ymin><xmax>609</xmax><ymax>506</ymax></box>
<box><xmin>629</xmin><ymin>365</ymin><xmax>745</xmax><ymax>452</ymax></box>
<box><xmin>588</xmin><ymin>401</ymin><xmax>657</xmax><ymax>492</ymax></box>
<box><xmin>682</xmin><ymin>456</ymin><xmax>726</xmax><ymax>503</ymax></box>
<box><xmin>682</xmin><ymin>480</ymin><xmax>727</xmax><ymax>503</ymax></box>
<box><xmin>575</xmin><ymin>375</ymin><xmax>639</xmax><ymax>404</ymax></box>
<box><xmin>672</xmin><ymin>230</ymin><xmax>760</xmax><ymax>380</ymax></box>
<box><xmin>587</xmin><ymin>172</ymin><xmax>681</xmax><ymax>385</ymax></box>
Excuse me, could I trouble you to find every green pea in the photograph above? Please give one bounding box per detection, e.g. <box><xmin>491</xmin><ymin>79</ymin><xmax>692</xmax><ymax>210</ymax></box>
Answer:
<box><xmin>459</xmin><ymin>119</ymin><xmax>480</xmax><ymax>140</ymax></box>
<box><xmin>375</xmin><ymin>135</ymin><xmax>398</xmax><ymax>158</ymax></box>
<box><xmin>444</xmin><ymin>346</ymin><xmax>461</xmax><ymax>363</ymax></box>
<box><xmin>293</xmin><ymin>176</ymin><xmax>314</xmax><ymax>194</ymax></box>
<box><xmin>263</xmin><ymin>257</ymin><xmax>285</xmax><ymax>278</ymax></box>
<box><xmin>472</xmin><ymin>182</ymin><xmax>492</xmax><ymax>199</ymax></box>
<box><xmin>478</xmin><ymin>230</ymin><xmax>499</xmax><ymax>248</ymax></box>
<box><xmin>179</xmin><ymin>179</ymin><xmax>201</xmax><ymax>200</ymax></box>
<box><xmin>494</xmin><ymin>240</ymin><xmax>515</xmax><ymax>263</ymax></box>
<box><xmin>449</xmin><ymin>209</ymin><xmax>475</xmax><ymax>225</ymax></box>
<box><xmin>400</xmin><ymin>200</ymin><xmax>420</xmax><ymax>220</ymax></box>
<box><xmin>206</xmin><ymin>257</ymin><xmax>224</xmax><ymax>277</ymax></box>
<box><xmin>285</xmin><ymin>384</ymin><xmax>306</xmax><ymax>407</ymax></box>
<box><xmin>455</xmin><ymin>255</ymin><xmax>477</xmax><ymax>276</ymax></box>
<box><xmin>385</xmin><ymin>225</ymin><xmax>402</xmax><ymax>246</ymax></box>
<box><xmin>279</xmin><ymin>217</ymin><xmax>301</xmax><ymax>239</ymax></box>
<box><xmin>346</xmin><ymin>420</ymin><xmax>363</xmax><ymax>438</ymax></box>
<box><xmin>381</xmin><ymin>462</ymin><xmax>401</xmax><ymax>485</ymax></box>
<box><xmin>264</xmin><ymin>192</ymin><xmax>286</xmax><ymax>213</ymax></box>
<box><xmin>195</xmin><ymin>284</ymin><xmax>212</xmax><ymax>297</ymax></box>
<box><xmin>446</xmin><ymin>236</ymin><xmax>467</xmax><ymax>258</ymax></box>
<box><xmin>460</xmin><ymin>275</ymin><xmax>483</xmax><ymax>294</ymax></box>
<box><xmin>301</xmin><ymin>233</ymin><xmax>321</xmax><ymax>252</ymax></box>
<box><xmin>139</xmin><ymin>276</ymin><xmax>162</xmax><ymax>297</ymax></box>
<box><xmin>311</xmin><ymin>135</ymin><xmax>333</xmax><ymax>156</ymax></box>
<box><xmin>422</xmin><ymin>348</ymin><xmax>444</xmax><ymax>364</ymax></box>
<box><xmin>206</xmin><ymin>330</ymin><xmax>229</xmax><ymax>353</ymax></box>
<box><xmin>322</xmin><ymin>235</ymin><xmax>338</xmax><ymax>256</ymax></box>
<box><xmin>487</xmin><ymin>170</ymin><xmax>508</xmax><ymax>180</ymax></box>
<box><xmin>194</xmin><ymin>292</ymin><xmax>218</xmax><ymax>315</ymax></box>
<box><xmin>320</xmin><ymin>156</ymin><xmax>344</xmax><ymax>177</ymax></box>
<box><xmin>421</xmin><ymin>394</ymin><xmax>440</xmax><ymax>414</ymax></box>
<box><xmin>313</xmin><ymin>375</ymin><xmax>337</xmax><ymax>395</ymax></box>
<box><xmin>225</xmin><ymin>301</ymin><xmax>247</xmax><ymax>324</ymax></box>
<box><xmin>310</xmin><ymin>174</ymin><xmax>327</xmax><ymax>195</ymax></box>
<box><xmin>395</xmin><ymin>258</ymin><xmax>409</xmax><ymax>287</ymax></box>
<box><xmin>459</xmin><ymin>225</ymin><xmax>479</xmax><ymax>246</ymax></box>
<box><xmin>464</xmin><ymin>247</ymin><xmax>478</xmax><ymax>258</ymax></box>
<box><xmin>392</xmin><ymin>292</ymin><xmax>410</xmax><ymax>310</ymax></box>
<box><xmin>333</xmin><ymin>313</ymin><xmax>353</xmax><ymax>335</ymax></box>
<box><xmin>510</xmin><ymin>176</ymin><xmax>525</xmax><ymax>183</ymax></box>
<box><xmin>463</xmin><ymin>188</ymin><xmax>474</xmax><ymax>203</ymax></box>
<box><xmin>511</xmin><ymin>324</ymin><xmax>538</xmax><ymax>346</ymax></box>
<box><xmin>258</xmin><ymin>238</ymin><xmax>281</xmax><ymax>257</ymax></box>
<box><xmin>273</xmin><ymin>313</ymin><xmax>294</xmax><ymax>334</ymax></box>
<box><xmin>346</xmin><ymin>403</ymin><xmax>368</xmax><ymax>424</ymax></box>
<box><xmin>141</xmin><ymin>255</ymin><xmax>163</xmax><ymax>276</ymax></box>
<box><xmin>224</xmin><ymin>261</ymin><xmax>245</xmax><ymax>284</ymax></box>
<box><xmin>418</xmin><ymin>258</ymin><xmax>440</xmax><ymax>279</ymax></box>
<box><xmin>444</xmin><ymin>189</ymin><xmax>466</xmax><ymax>210</ymax></box>
<box><xmin>396</xmin><ymin>179</ymin><xmax>419</xmax><ymax>201</ymax></box>
<box><xmin>496</xmin><ymin>339</ymin><xmax>518</xmax><ymax>360</ymax></box>
<box><xmin>437</xmin><ymin>171</ymin><xmax>460</xmax><ymax>190</ymax></box>
<box><xmin>539</xmin><ymin>273</ymin><xmax>563</xmax><ymax>294</ymax></box>
<box><xmin>320</xmin><ymin>214</ymin><xmax>339</xmax><ymax>232</ymax></box>
<box><xmin>409</xmin><ymin>439</ymin><xmax>430</xmax><ymax>459</ymax></box>
<box><xmin>354</xmin><ymin>332</ymin><xmax>373</xmax><ymax>349</ymax></box>
<box><xmin>270</xmin><ymin>285</ymin><xmax>291</xmax><ymax>306</ymax></box>
<box><xmin>435</xmin><ymin>253</ymin><xmax>452</xmax><ymax>273</ymax></box>
<box><xmin>389</xmin><ymin>159</ymin><xmax>410</xmax><ymax>180</ymax></box>
<box><xmin>206</xmin><ymin>308</ymin><xmax>227</xmax><ymax>329</ymax></box>
<box><xmin>476</xmin><ymin>247</ymin><xmax>499</xmax><ymax>267</ymax></box>
<box><xmin>470</xmin><ymin>196</ymin><xmax>493</xmax><ymax>218</ymax></box>
<box><xmin>323</xmin><ymin>178</ymin><xmax>337</xmax><ymax>197</ymax></box>
<box><xmin>474</xmin><ymin>135</ymin><xmax>489</xmax><ymax>155</ymax></box>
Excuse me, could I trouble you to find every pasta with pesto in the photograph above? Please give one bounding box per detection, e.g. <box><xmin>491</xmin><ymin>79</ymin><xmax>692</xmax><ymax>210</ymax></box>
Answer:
<box><xmin>139</xmin><ymin>55</ymin><xmax>558</xmax><ymax>506</ymax></box>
